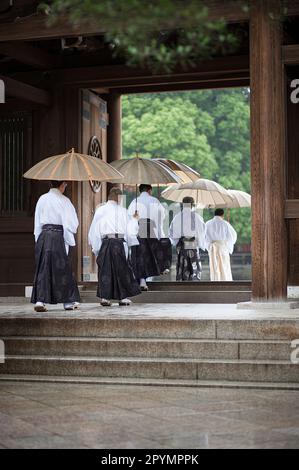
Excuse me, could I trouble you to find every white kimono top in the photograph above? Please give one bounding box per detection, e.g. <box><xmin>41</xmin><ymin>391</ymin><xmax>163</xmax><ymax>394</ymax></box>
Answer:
<box><xmin>34</xmin><ymin>188</ymin><xmax>79</xmax><ymax>251</ymax></box>
<box><xmin>127</xmin><ymin>192</ymin><xmax>166</xmax><ymax>239</ymax></box>
<box><xmin>205</xmin><ymin>216</ymin><xmax>237</xmax><ymax>254</ymax></box>
<box><xmin>88</xmin><ymin>200</ymin><xmax>139</xmax><ymax>256</ymax></box>
<box><xmin>169</xmin><ymin>208</ymin><xmax>206</xmax><ymax>250</ymax></box>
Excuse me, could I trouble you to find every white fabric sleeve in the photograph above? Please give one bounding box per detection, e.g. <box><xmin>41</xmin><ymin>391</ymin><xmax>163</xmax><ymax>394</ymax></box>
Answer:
<box><xmin>34</xmin><ymin>198</ymin><xmax>43</xmax><ymax>242</ymax></box>
<box><xmin>204</xmin><ymin>223</ymin><xmax>212</xmax><ymax>252</ymax></box>
<box><xmin>226</xmin><ymin>222</ymin><xmax>237</xmax><ymax>254</ymax></box>
<box><xmin>126</xmin><ymin>214</ymin><xmax>139</xmax><ymax>247</ymax></box>
<box><xmin>195</xmin><ymin>215</ymin><xmax>206</xmax><ymax>251</ymax></box>
<box><xmin>169</xmin><ymin>218</ymin><xmax>179</xmax><ymax>246</ymax></box>
<box><xmin>62</xmin><ymin>200</ymin><xmax>79</xmax><ymax>247</ymax></box>
<box><xmin>88</xmin><ymin>210</ymin><xmax>103</xmax><ymax>255</ymax></box>
<box><xmin>127</xmin><ymin>199</ymin><xmax>136</xmax><ymax>217</ymax></box>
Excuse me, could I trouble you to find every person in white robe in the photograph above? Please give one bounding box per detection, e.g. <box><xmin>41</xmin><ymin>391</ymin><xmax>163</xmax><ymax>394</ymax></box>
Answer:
<box><xmin>31</xmin><ymin>181</ymin><xmax>80</xmax><ymax>312</ymax></box>
<box><xmin>88</xmin><ymin>187</ymin><xmax>141</xmax><ymax>306</ymax></box>
<box><xmin>128</xmin><ymin>184</ymin><xmax>171</xmax><ymax>290</ymax></box>
<box><xmin>169</xmin><ymin>196</ymin><xmax>206</xmax><ymax>281</ymax></box>
<box><xmin>205</xmin><ymin>208</ymin><xmax>237</xmax><ymax>281</ymax></box>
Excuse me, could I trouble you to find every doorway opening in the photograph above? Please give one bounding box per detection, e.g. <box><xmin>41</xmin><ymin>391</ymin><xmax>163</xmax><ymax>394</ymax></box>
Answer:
<box><xmin>121</xmin><ymin>88</ymin><xmax>251</xmax><ymax>282</ymax></box>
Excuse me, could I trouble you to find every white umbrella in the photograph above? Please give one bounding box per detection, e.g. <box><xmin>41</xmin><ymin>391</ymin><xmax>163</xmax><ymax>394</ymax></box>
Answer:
<box><xmin>221</xmin><ymin>189</ymin><xmax>251</xmax><ymax>208</ymax></box>
<box><xmin>161</xmin><ymin>178</ymin><xmax>233</xmax><ymax>207</ymax></box>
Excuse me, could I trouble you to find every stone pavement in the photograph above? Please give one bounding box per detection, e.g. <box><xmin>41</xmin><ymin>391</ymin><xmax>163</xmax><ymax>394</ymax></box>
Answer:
<box><xmin>0</xmin><ymin>381</ymin><xmax>299</xmax><ymax>448</ymax></box>
<box><xmin>1</xmin><ymin>302</ymin><xmax>299</xmax><ymax>319</ymax></box>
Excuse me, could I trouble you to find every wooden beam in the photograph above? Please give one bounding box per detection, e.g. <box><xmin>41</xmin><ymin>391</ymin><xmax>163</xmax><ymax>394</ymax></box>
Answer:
<box><xmin>0</xmin><ymin>41</ymin><xmax>57</xmax><ymax>69</ymax></box>
<box><xmin>0</xmin><ymin>1</ymin><xmax>249</xmax><ymax>42</ymax></box>
<box><xmin>11</xmin><ymin>55</ymin><xmax>249</xmax><ymax>91</ymax></box>
<box><xmin>250</xmin><ymin>0</ymin><xmax>287</xmax><ymax>301</ymax></box>
<box><xmin>283</xmin><ymin>44</ymin><xmax>299</xmax><ymax>65</ymax></box>
<box><xmin>0</xmin><ymin>75</ymin><xmax>51</xmax><ymax>106</ymax></box>
<box><xmin>106</xmin><ymin>93</ymin><xmax>122</xmax><ymax>163</ymax></box>
<box><xmin>0</xmin><ymin>14</ymin><xmax>105</xmax><ymax>42</ymax></box>
<box><xmin>0</xmin><ymin>0</ymin><xmax>298</xmax><ymax>45</ymax></box>
<box><xmin>285</xmin><ymin>200</ymin><xmax>299</xmax><ymax>218</ymax></box>
<box><xmin>285</xmin><ymin>0</ymin><xmax>299</xmax><ymax>16</ymax></box>
<box><xmin>112</xmin><ymin>78</ymin><xmax>250</xmax><ymax>94</ymax></box>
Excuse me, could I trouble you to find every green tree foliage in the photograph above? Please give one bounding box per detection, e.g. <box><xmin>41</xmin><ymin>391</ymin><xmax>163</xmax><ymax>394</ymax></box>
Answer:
<box><xmin>122</xmin><ymin>88</ymin><xmax>251</xmax><ymax>245</ymax></box>
<box><xmin>39</xmin><ymin>0</ymin><xmax>243</xmax><ymax>72</ymax></box>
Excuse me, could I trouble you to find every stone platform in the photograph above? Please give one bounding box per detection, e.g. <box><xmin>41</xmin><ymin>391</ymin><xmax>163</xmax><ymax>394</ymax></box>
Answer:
<box><xmin>1</xmin><ymin>303</ymin><xmax>299</xmax><ymax>389</ymax></box>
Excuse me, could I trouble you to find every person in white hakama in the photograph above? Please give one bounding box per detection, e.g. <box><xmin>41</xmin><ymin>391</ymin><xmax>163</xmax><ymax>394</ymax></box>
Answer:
<box><xmin>205</xmin><ymin>208</ymin><xmax>237</xmax><ymax>281</ymax></box>
<box><xmin>128</xmin><ymin>184</ymin><xmax>171</xmax><ymax>291</ymax></box>
<box><xmin>170</xmin><ymin>197</ymin><xmax>206</xmax><ymax>281</ymax></box>
<box><xmin>31</xmin><ymin>181</ymin><xmax>80</xmax><ymax>312</ymax></box>
<box><xmin>89</xmin><ymin>187</ymin><xmax>141</xmax><ymax>306</ymax></box>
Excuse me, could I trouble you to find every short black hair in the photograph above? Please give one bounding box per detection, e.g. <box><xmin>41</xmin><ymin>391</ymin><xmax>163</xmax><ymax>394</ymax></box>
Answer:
<box><xmin>182</xmin><ymin>196</ymin><xmax>194</xmax><ymax>205</ymax></box>
<box><xmin>50</xmin><ymin>180</ymin><xmax>65</xmax><ymax>188</ymax></box>
<box><xmin>139</xmin><ymin>184</ymin><xmax>152</xmax><ymax>193</ymax></box>
<box><xmin>215</xmin><ymin>208</ymin><xmax>224</xmax><ymax>216</ymax></box>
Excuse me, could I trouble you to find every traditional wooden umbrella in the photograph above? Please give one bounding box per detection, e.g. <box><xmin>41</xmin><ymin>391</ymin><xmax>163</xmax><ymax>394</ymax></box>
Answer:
<box><xmin>207</xmin><ymin>189</ymin><xmax>251</xmax><ymax>209</ymax></box>
<box><xmin>207</xmin><ymin>189</ymin><xmax>251</xmax><ymax>222</ymax></box>
<box><xmin>23</xmin><ymin>148</ymin><xmax>123</xmax><ymax>182</ymax></box>
<box><xmin>161</xmin><ymin>178</ymin><xmax>233</xmax><ymax>207</ymax></box>
<box><xmin>110</xmin><ymin>155</ymin><xmax>181</xmax><ymax>213</ymax></box>
<box><xmin>109</xmin><ymin>155</ymin><xmax>181</xmax><ymax>185</ymax></box>
<box><xmin>153</xmin><ymin>158</ymin><xmax>200</xmax><ymax>183</ymax></box>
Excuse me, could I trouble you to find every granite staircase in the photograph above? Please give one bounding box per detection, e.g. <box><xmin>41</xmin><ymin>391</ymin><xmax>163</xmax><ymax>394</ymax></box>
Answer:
<box><xmin>80</xmin><ymin>281</ymin><xmax>252</xmax><ymax>304</ymax></box>
<box><xmin>1</xmin><ymin>312</ymin><xmax>299</xmax><ymax>389</ymax></box>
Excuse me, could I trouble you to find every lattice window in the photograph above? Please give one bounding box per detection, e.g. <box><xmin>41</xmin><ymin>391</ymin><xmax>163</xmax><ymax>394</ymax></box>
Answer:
<box><xmin>0</xmin><ymin>113</ymin><xmax>32</xmax><ymax>214</ymax></box>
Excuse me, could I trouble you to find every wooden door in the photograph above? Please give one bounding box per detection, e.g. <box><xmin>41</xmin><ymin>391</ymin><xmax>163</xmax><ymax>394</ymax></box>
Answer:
<box><xmin>80</xmin><ymin>90</ymin><xmax>108</xmax><ymax>281</ymax></box>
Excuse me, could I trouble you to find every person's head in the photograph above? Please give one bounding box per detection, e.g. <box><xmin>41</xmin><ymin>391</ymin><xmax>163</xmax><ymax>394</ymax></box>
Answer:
<box><xmin>181</xmin><ymin>196</ymin><xmax>194</xmax><ymax>210</ymax></box>
<box><xmin>50</xmin><ymin>180</ymin><xmax>67</xmax><ymax>194</ymax></box>
<box><xmin>139</xmin><ymin>184</ymin><xmax>152</xmax><ymax>195</ymax></box>
<box><xmin>108</xmin><ymin>187</ymin><xmax>123</xmax><ymax>204</ymax></box>
<box><xmin>215</xmin><ymin>208</ymin><xmax>224</xmax><ymax>218</ymax></box>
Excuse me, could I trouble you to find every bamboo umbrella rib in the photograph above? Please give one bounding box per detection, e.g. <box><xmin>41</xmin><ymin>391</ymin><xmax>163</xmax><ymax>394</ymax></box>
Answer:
<box><xmin>32</xmin><ymin>154</ymin><xmax>60</xmax><ymax>179</ymax></box>
<box><xmin>49</xmin><ymin>155</ymin><xmax>66</xmax><ymax>180</ymax></box>
<box><xmin>69</xmin><ymin>151</ymin><xmax>74</xmax><ymax>180</ymax></box>
<box><xmin>73</xmin><ymin>153</ymin><xmax>82</xmax><ymax>180</ymax></box>
<box><xmin>78</xmin><ymin>154</ymin><xmax>94</xmax><ymax>181</ymax></box>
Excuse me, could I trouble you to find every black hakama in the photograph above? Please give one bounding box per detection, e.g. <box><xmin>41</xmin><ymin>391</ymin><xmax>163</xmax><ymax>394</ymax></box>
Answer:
<box><xmin>156</xmin><ymin>238</ymin><xmax>173</xmax><ymax>273</ymax></box>
<box><xmin>97</xmin><ymin>238</ymin><xmax>141</xmax><ymax>300</ymax></box>
<box><xmin>131</xmin><ymin>238</ymin><xmax>161</xmax><ymax>280</ymax></box>
<box><xmin>176</xmin><ymin>238</ymin><xmax>202</xmax><ymax>281</ymax></box>
<box><xmin>31</xmin><ymin>224</ymin><xmax>80</xmax><ymax>304</ymax></box>
<box><xmin>130</xmin><ymin>218</ymin><xmax>161</xmax><ymax>280</ymax></box>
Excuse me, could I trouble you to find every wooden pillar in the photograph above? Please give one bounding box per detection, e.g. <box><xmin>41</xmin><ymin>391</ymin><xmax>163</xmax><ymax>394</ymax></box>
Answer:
<box><xmin>106</xmin><ymin>92</ymin><xmax>122</xmax><ymax>163</ymax></box>
<box><xmin>250</xmin><ymin>0</ymin><xmax>287</xmax><ymax>301</ymax></box>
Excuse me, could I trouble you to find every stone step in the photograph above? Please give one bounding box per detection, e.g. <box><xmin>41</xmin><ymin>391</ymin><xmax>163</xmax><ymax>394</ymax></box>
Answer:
<box><xmin>1</xmin><ymin>336</ymin><xmax>292</xmax><ymax>360</ymax></box>
<box><xmin>80</xmin><ymin>281</ymin><xmax>252</xmax><ymax>292</ymax></box>
<box><xmin>1</xmin><ymin>374</ymin><xmax>299</xmax><ymax>390</ymax></box>
<box><xmin>81</xmin><ymin>290</ymin><xmax>252</xmax><ymax>304</ymax></box>
<box><xmin>1</xmin><ymin>317</ymin><xmax>299</xmax><ymax>340</ymax></box>
<box><xmin>1</xmin><ymin>356</ymin><xmax>299</xmax><ymax>383</ymax></box>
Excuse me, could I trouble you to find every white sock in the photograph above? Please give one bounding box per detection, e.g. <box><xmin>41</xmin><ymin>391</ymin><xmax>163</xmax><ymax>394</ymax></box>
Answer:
<box><xmin>64</xmin><ymin>303</ymin><xmax>74</xmax><ymax>309</ymax></box>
